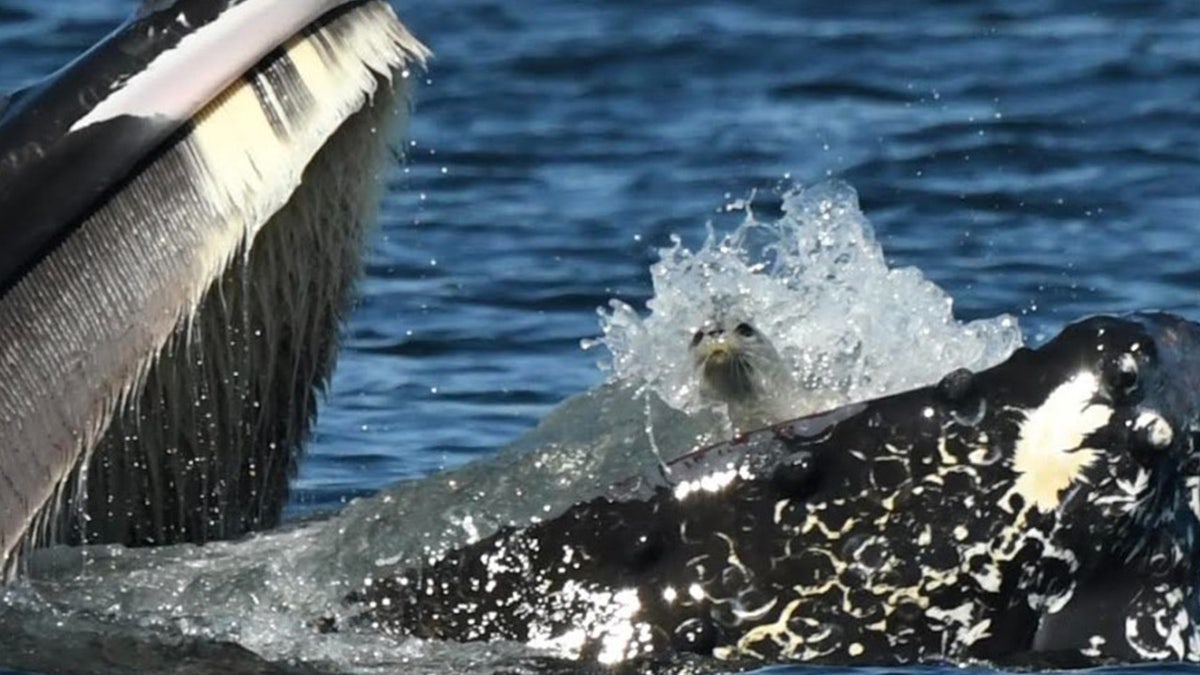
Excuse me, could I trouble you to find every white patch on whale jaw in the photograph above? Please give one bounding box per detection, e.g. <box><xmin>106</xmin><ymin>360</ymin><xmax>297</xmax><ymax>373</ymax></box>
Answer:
<box><xmin>1010</xmin><ymin>372</ymin><xmax>1112</xmax><ymax>513</ymax></box>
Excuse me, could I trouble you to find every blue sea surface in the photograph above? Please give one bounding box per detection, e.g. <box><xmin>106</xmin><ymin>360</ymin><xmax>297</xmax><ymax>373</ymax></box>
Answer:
<box><xmin>1</xmin><ymin>0</ymin><xmax>1199</xmax><ymax>673</ymax></box>
<box><xmin>300</xmin><ymin>0</ymin><xmax>1200</xmax><ymax>507</ymax></box>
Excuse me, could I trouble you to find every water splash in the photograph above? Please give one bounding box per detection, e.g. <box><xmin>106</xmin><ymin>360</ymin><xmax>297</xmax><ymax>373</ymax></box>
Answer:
<box><xmin>1</xmin><ymin>182</ymin><xmax>1030</xmax><ymax>675</ymax></box>
<box><xmin>588</xmin><ymin>181</ymin><xmax>1023</xmax><ymax>421</ymax></box>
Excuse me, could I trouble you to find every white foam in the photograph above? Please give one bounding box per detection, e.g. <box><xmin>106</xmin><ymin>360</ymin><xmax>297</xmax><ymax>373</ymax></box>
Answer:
<box><xmin>588</xmin><ymin>180</ymin><xmax>1023</xmax><ymax>420</ymax></box>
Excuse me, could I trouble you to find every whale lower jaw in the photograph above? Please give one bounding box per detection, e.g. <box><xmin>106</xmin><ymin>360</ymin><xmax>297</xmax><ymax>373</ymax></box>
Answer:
<box><xmin>0</xmin><ymin>2</ymin><xmax>428</xmax><ymax>578</ymax></box>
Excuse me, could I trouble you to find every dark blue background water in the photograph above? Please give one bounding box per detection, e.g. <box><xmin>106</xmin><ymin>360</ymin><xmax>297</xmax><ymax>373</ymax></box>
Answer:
<box><xmin>1</xmin><ymin>0</ymin><xmax>1199</xmax><ymax>673</ymax></box>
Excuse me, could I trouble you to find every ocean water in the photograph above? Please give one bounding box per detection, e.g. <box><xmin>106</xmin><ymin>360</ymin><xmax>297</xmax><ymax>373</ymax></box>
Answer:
<box><xmin>309</xmin><ymin>0</ymin><xmax>1200</xmax><ymax>502</ymax></box>
<box><xmin>1</xmin><ymin>0</ymin><xmax>1199</xmax><ymax>673</ymax></box>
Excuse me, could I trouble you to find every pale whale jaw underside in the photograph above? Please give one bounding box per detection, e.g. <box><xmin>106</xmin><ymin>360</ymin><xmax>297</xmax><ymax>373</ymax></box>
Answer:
<box><xmin>354</xmin><ymin>313</ymin><xmax>1200</xmax><ymax>668</ymax></box>
<box><xmin>0</xmin><ymin>1</ymin><xmax>429</xmax><ymax>578</ymax></box>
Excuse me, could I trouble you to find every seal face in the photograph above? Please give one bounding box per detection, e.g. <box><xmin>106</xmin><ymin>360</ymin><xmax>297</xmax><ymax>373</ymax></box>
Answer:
<box><xmin>349</xmin><ymin>313</ymin><xmax>1200</xmax><ymax>669</ymax></box>
<box><xmin>689</xmin><ymin>317</ymin><xmax>797</xmax><ymax>434</ymax></box>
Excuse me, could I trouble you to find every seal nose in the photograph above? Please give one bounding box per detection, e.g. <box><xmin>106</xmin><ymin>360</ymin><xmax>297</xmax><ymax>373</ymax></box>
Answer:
<box><xmin>703</xmin><ymin>342</ymin><xmax>733</xmax><ymax>364</ymax></box>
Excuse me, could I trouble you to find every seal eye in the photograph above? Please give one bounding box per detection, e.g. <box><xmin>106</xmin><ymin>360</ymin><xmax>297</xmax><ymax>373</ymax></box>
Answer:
<box><xmin>691</xmin><ymin>330</ymin><xmax>704</xmax><ymax>347</ymax></box>
<box><xmin>735</xmin><ymin>323</ymin><xmax>755</xmax><ymax>338</ymax></box>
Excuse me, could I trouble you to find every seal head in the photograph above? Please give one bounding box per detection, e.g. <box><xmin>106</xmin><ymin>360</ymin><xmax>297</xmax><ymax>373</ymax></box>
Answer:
<box><xmin>689</xmin><ymin>317</ymin><xmax>797</xmax><ymax>433</ymax></box>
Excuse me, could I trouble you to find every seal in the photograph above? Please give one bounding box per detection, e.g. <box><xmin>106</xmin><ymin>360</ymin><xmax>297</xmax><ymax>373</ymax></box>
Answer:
<box><xmin>350</xmin><ymin>313</ymin><xmax>1200</xmax><ymax>669</ymax></box>
<box><xmin>690</xmin><ymin>316</ymin><xmax>799</xmax><ymax>434</ymax></box>
<box><xmin>0</xmin><ymin>1</ymin><xmax>429</xmax><ymax>578</ymax></box>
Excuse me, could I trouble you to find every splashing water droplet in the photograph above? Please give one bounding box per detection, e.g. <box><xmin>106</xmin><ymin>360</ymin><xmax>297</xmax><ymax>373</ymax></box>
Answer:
<box><xmin>590</xmin><ymin>181</ymin><xmax>1023</xmax><ymax>419</ymax></box>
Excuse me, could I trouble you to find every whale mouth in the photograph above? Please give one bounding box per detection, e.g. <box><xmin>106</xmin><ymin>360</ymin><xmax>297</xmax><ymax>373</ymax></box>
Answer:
<box><xmin>0</xmin><ymin>1</ymin><xmax>429</xmax><ymax>579</ymax></box>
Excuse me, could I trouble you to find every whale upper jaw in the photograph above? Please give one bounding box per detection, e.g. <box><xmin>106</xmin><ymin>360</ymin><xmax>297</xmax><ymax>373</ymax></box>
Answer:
<box><xmin>0</xmin><ymin>0</ymin><xmax>426</xmax><ymax>293</ymax></box>
<box><xmin>350</xmin><ymin>312</ymin><xmax>1200</xmax><ymax>668</ymax></box>
<box><xmin>0</xmin><ymin>1</ymin><xmax>428</xmax><ymax>579</ymax></box>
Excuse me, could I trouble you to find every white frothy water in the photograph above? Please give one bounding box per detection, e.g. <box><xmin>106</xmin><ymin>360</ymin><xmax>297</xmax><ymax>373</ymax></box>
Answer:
<box><xmin>589</xmin><ymin>181</ymin><xmax>1024</xmax><ymax>421</ymax></box>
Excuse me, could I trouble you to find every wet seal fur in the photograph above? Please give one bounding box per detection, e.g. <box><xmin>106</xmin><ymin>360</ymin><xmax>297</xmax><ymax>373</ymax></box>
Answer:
<box><xmin>350</xmin><ymin>313</ymin><xmax>1200</xmax><ymax>669</ymax></box>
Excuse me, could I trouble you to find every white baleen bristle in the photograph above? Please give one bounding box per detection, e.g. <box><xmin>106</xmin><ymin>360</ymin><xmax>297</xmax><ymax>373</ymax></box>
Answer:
<box><xmin>0</xmin><ymin>1</ymin><xmax>430</xmax><ymax>577</ymax></box>
<box><xmin>183</xmin><ymin>2</ymin><xmax>428</xmax><ymax>319</ymax></box>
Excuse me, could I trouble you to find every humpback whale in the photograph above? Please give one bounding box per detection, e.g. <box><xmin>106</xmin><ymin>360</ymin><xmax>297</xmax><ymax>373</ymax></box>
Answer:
<box><xmin>351</xmin><ymin>313</ymin><xmax>1200</xmax><ymax>669</ymax></box>
<box><xmin>2</xmin><ymin>4</ymin><xmax>1199</xmax><ymax>675</ymax></box>
<box><xmin>0</xmin><ymin>1</ymin><xmax>428</xmax><ymax>578</ymax></box>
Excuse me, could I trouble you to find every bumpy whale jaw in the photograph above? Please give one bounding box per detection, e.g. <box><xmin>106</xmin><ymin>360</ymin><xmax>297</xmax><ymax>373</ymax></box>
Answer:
<box><xmin>350</xmin><ymin>313</ymin><xmax>1200</xmax><ymax>668</ymax></box>
<box><xmin>0</xmin><ymin>2</ymin><xmax>428</xmax><ymax>578</ymax></box>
